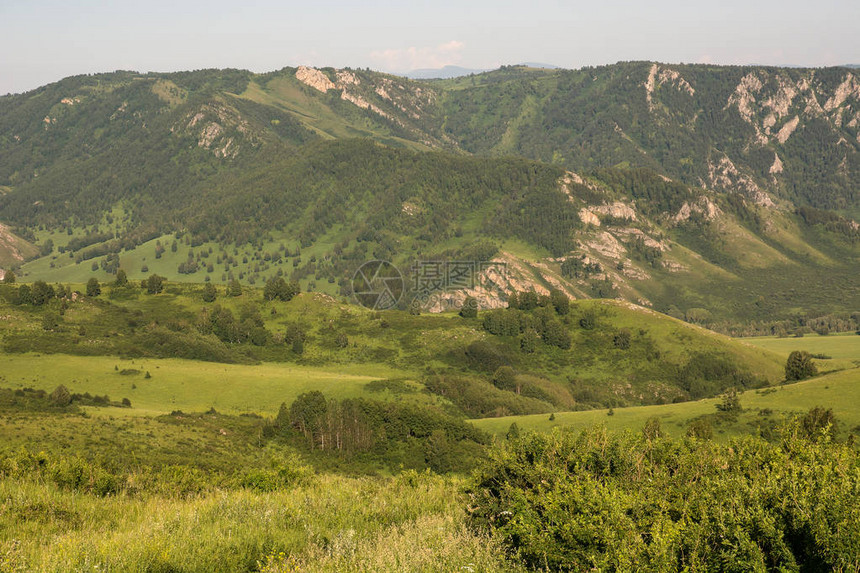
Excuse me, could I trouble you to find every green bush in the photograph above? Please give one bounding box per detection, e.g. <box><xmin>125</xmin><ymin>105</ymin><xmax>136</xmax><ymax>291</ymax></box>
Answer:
<box><xmin>785</xmin><ymin>350</ymin><xmax>817</xmax><ymax>381</ymax></box>
<box><xmin>467</xmin><ymin>427</ymin><xmax>860</xmax><ymax>571</ymax></box>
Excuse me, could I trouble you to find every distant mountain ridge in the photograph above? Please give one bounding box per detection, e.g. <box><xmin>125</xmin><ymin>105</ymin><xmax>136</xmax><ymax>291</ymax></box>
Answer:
<box><xmin>404</xmin><ymin>65</ymin><xmax>489</xmax><ymax>79</ymax></box>
<box><xmin>0</xmin><ymin>62</ymin><xmax>857</xmax><ymax>325</ymax></box>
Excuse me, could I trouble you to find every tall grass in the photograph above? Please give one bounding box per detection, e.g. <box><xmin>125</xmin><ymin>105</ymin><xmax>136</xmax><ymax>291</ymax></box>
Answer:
<box><xmin>1</xmin><ymin>472</ymin><xmax>517</xmax><ymax>572</ymax></box>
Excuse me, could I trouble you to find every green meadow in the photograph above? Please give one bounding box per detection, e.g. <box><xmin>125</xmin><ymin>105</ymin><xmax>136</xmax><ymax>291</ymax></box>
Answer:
<box><xmin>473</xmin><ymin>367</ymin><xmax>860</xmax><ymax>440</ymax></box>
<box><xmin>0</xmin><ymin>354</ymin><xmax>409</xmax><ymax>416</ymax></box>
<box><xmin>741</xmin><ymin>331</ymin><xmax>860</xmax><ymax>371</ymax></box>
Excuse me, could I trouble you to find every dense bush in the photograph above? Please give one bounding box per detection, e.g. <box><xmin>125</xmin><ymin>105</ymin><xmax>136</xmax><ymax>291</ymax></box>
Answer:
<box><xmin>785</xmin><ymin>350</ymin><xmax>817</xmax><ymax>381</ymax></box>
<box><xmin>424</xmin><ymin>374</ymin><xmax>554</xmax><ymax>418</ymax></box>
<box><xmin>284</xmin><ymin>392</ymin><xmax>490</xmax><ymax>472</ymax></box>
<box><xmin>468</xmin><ymin>426</ymin><xmax>860</xmax><ymax>571</ymax></box>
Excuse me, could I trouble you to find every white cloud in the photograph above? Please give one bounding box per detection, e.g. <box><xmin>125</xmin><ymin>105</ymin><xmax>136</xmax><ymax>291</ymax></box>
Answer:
<box><xmin>370</xmin><ymin>40</ymin><xmax>464</xmax><ymax>72</ymax></box>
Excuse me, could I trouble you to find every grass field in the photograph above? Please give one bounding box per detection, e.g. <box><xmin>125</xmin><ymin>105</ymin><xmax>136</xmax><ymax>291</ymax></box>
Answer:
<box><xmin>472</xmin><ymin>367</ymin><xmax>860</xmax><ymax>439</ymax></box>
<box><xmin>740</xmin><ymin>331</ymin><xmax>860</xmax><ymax>372</ymax></box>
<box><xmin>472</xmin><ymin>329</ymin><xmax>860</xmax><ymax>438</ymax></box>
<box><xmin>0</xmin><ymin>473</ymin><xmax>516</xmax><ymax>573</ymax></box>
<box><xmin>0</xmin><ymin>354</ymin><xmax>409</xmax><ymax>416</ymax></box>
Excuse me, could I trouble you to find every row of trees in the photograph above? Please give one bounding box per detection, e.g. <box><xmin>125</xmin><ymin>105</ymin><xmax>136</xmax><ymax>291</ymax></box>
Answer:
<box><xmin>279</xmin><ymin>391</ymin><xmax>488</xmax><ymax>472</ymax></box>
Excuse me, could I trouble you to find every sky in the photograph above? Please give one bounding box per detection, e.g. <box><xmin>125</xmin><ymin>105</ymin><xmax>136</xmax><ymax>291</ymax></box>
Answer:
<box><xmin>1</xmin><ymin>0</ymin><xmax>858</xmax><ymax>95</ymax></box>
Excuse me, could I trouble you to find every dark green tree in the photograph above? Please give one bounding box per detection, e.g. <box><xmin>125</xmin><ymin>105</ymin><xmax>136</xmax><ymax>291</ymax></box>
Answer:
<box><xmin>542</xmin><ymin>320</ymin><xmax>572</xmax><ymax>349</ymax></box>
<box><xmin>519</xmin><ymin>291</ymin><xmax>539</xmax><ymax>311</ymax></box>
<box><xmin>202</xmin><ymin>282</ymin><xmax>217</xmax><ymax>302</ymax></box>
<box><xmin>50</xmin><ymin>385</ymin><xmax>72</xmax><ymax>406</ymax></box>
<box><xmin>520</xmin><ymin>330</ymin><xmax>539</xmax><ymax>353</ymax></box>
<box><xmin>785</xmin><ymin>350</ymin><xmax>817</xmax><ymax>381</ymax></box>
<box><xmin>86</xmin><ymin>277</ymin><xmax>101</xmax><ymax>297</ymax></box>
<box><xmin>15</xmin><ymin>284</ymin><xmax>31</xmax><ymax>305</ymax></box>
<box><xmin>549</xmin><ymin>288</ymin><xmax>570</xmax><ymax>315</ymax></box>
<box><xmin>264</xmin><ymin>277</ymin><xmax>300</xmax><ymax>301</ymax></box>
<box><xmin>424</xmin><ymin>429</ymin><xmax>453</xmax><ymax>473</ymax></box>
<box><xmin>799</xmin><ymin>406</ymin><xmax>837</xmax><ymax>441</ymax></box>
<box><xmin>460</xmin><ymin>296</ymin><xmax>478</xmax><ymax>318</ymax></box>
<box><xmin>2</xmin><ymin>270</ymin><xmax>15</xmax><ymax>284</ymax></box>
<box><xmin>493</xmin><ymin>366</ymin><xmax>518</xmax><ymax>392</ymax></box>
<box><xmin>114</xmin><ymin>269</ymin><xmax>128</xmax><ymax>287</ymax></box>
<box><xmin>227</xmin><ymin>279</ymin><xmax>243</xmax><ymax>297</ymax></box>
<box><xmin>30</xmin><ymin>280</ymin><xmax>56</xmax><ymax>306</ymax></box>
<box><xmin>144</xmin><ymin>274</ymin><xmax>165</xmax><ymax>294</ymax></box>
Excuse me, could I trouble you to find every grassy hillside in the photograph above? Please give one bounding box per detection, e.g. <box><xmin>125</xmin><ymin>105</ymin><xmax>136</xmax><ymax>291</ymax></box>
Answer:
<box><xmin>0</xmin><ymin>283</ymin><xmax>786</xmax><ymax>416</ymax></box>
<box><xmin>1</xmin><ymin>65</ymin><xmax>857</xmax><ymax>326</ymax></box>
<box><xmin>472</xmin><ymin>334</ymin><xmax>860</xmax><ymax>441</ymax></box>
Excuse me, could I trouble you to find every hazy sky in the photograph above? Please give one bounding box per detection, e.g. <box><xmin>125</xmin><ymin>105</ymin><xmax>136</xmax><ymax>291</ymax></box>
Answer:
<box><xmin>2</xmin><ymin>0</ymin><xmax>858</xmax><ymax>95</ymax></box>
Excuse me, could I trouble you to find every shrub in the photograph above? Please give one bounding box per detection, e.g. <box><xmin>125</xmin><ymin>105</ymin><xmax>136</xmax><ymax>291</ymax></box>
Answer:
<box><xmin>541</xmin><ymin>319</ymin><xmax>571</xmax><ymax>349</ymax></box>
<box><xmin>202</xmin><ymin>282</ymin><xmax>217</xmax><ymax>302</ymax></box>
<box><xmin>799</xmin><ymin>406</ymin><xmax>838</xmax><ymax>441</ymax></box>
<box><xmin>579</xmin><ymin>311</ymin><xmax>596</xmax><ymax>330</ymax></box>
<box><xmin>459</xmin><ymin>296</ymin><xmax>478</xmax><ymax>318</ymax></box>
<box><xmin>465</xmin><ymin>341</ymin><xmax>510</xmax><ymax>373</ymax></box>
<box><xmin>785</xmin><ymin>350</ymin><xmax>817</xmax><ymax>381</ymax></box>
<box><xmin>467</xmin><ymin>427</ymin><xmax>860</xmax><ymax>571</ymax></box>
<box><xmin>49</xmin><ymin>385</ymin><xmax>72</xmax><ymax>406</ymax></box>
<box><xmin>492</xmin><ymin>366</ymin><xmax>517</xmax><ymax>392</ymax></box>
<box><xmin>613</xmin><ymin>328</ymin><xmax>631</xmax><ymax>349</ymax></box>
<box><xmin>263</xmin><ymin>277</ymin><xmax>300</xmax><ymax>301</ymax></box>
<box><xmin>715</xmin><ymin>387</ymin><xmax>742</xmax><ymax>413</ymax></box>
<box><xmin>686</xmin><ymin>418</ymin><xmax>713</xmax><ymax>439</ymax></box>
<box><xmin>144</xmin><ymin>274</ymin><xmax>165</xmax><ymax>294</ymax></box>
<box><xmin>86</xmin><ymin>277</ymin><xmax>101</xmax><ymax>297</ymax></box>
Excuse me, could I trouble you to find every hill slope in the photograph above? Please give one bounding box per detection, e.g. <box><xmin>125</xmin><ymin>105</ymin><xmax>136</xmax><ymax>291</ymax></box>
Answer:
<box><xmin>0</xmin><ymin>64</ymin><xmax>857</xmax><ymax>325</ymax></box>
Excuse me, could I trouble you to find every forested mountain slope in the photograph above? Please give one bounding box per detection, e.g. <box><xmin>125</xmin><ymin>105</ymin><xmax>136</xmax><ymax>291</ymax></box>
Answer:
<box><xmin>0</xmin><ymin>63</ymin><xmax>857</xmax><ymax>325</ymax></box>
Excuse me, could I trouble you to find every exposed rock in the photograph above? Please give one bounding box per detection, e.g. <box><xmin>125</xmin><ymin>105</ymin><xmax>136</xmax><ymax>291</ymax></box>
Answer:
<box><xmin>579</xmin><ymin>208</ymin><xmax>601</xmax><ymax>226</ymax></box>
<box><xmin>584</xmin><ymin>231</ymin><xmax>627</xmax><ymax>260</ymax></box>
<box><xmin>375</xmin><ymin>86</ymin><xmax>391</xmax><ymax>100</ymax></box>
<box><xmin>613</xmin><ymin>227</ymin><xmax>669</xmax><ymax>251</ymax></box>
<box><xmin>420</xmin><ymin>252</ymin><xmax>549</xmax><ymax>312</ymax></box>
<box><xmin>824</xmin><ymin>74</ymin><xmax>860</xmax><ymax>111</ymax></box>
<box><xmin>340</xmin><ymin>91</ymin><xmax>392</xmax><ymax>120</ymax></box>
<box><xmin>593</xmin><ymin>201</ymin><xmax>637</xmax><ymax>221</ymax></box>
<box><xmin>559</xmin><ymin>171</ymin><xmax>601</xmax><ymax>200</ymax></box>
<box><xmin>776</xmin><ymin>116</ymin><xmax>800</xmax><ymax>144</ymax></box>
<box><xmin>727</xmin><ymin>72</ymin><xmax>764</xmax><ymax>123</ymax></box>
<box><xmin>708</xmin><ymin>155</ymin><xmax>774</xmax><ymax>207</ymax></box>
<box><xmin>644</xmin><ymin>64</ymin><xmax>694</xmax><ymax>111</ymax></box>
<box><xmin>763</xmin><ymin>76</ymin><xmax>798</xmax><ymax>117</ymax></box>
<box><xmin>0</xmin><ymin>223</ymin><xmax>31</xmax><ymax>262</ymax></box>
<box><xmin>336</xmin><ymin>70</ymin><xmax>360</xmax><ymax>86</ymax></box>
<box><xmin>661</xmin><ymin>259</ymin><xmax>688</xmax><ymax>273</ymax></box>
<box><xmin>174</xmin><ymin>103</ymin><xmax>259</xmax><ymax>158</ymax></box>
<box><xmin>295</xmin><ymin>66</ymin><xmax>335</xmax><ymax>92</ymax></box>
<box><xmin>770</xmin><ymin>153</ymin><xmax>784</xmax><ymax>174</ymax></box>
